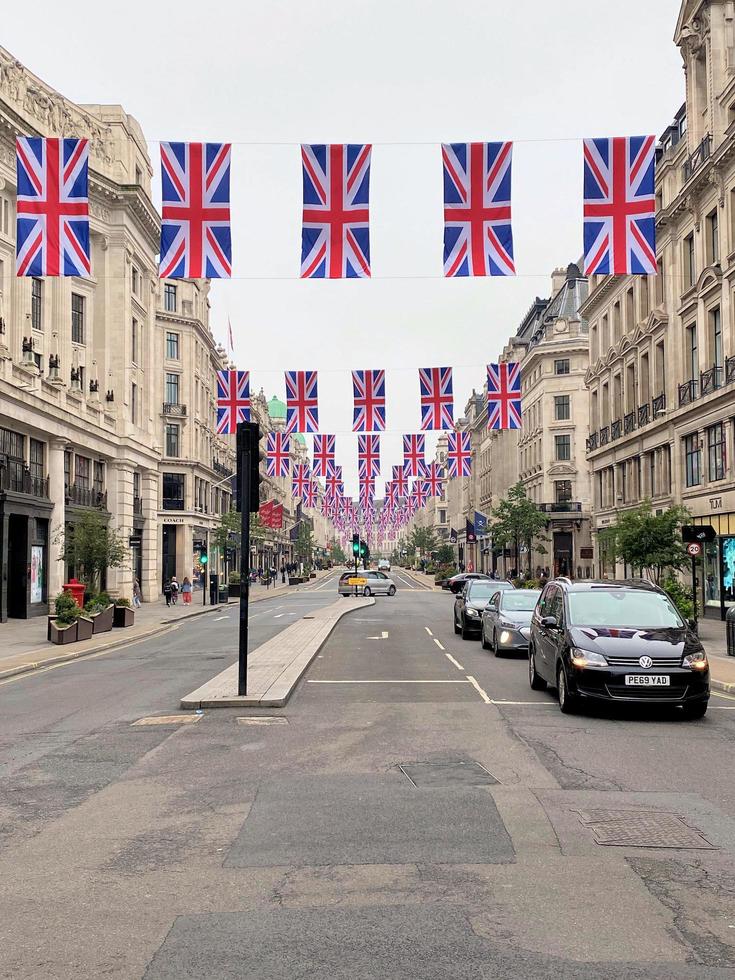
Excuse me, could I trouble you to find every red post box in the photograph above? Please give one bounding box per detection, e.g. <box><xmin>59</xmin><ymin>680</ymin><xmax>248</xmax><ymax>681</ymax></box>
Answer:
<box><xmin>63</xmin><ymin>578</ymin><xmax>86</xmax><ymax>608</ymax></box>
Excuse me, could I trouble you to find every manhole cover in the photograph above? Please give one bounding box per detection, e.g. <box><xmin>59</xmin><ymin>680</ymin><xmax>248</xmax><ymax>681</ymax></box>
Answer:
<box><xmin>236</xmin><ymin>716</ymin><xmax>289</xmax><ymax>726</ymax></box>
<box><xmin>577</xmin><ymin>809</ymin><xmax>714</xmax><ymax>849</ymax></box>
<box><xmin>132</xmin><ymin>715</ymin><xmax>201</xmax><ymax>726</ymax></box>
<box><xmin>399</xmin><ymin>761</ymin><xmax>498</xmax><ymax>787</ymax></box>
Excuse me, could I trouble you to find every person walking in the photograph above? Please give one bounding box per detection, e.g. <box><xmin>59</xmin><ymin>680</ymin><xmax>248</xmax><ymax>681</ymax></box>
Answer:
<box><xmin>170</xmin><ymin>575</ymin><xmax>179</xmax><ymax>605</ymax></box>
<box><xmin>163</xmin><ymin>579</ymin><xmax>172</xmax><ymax>607</ymax></box>
<box><xmin>181</xmin><ymin>576</ymin><xmax>192</xmax><ymax>605</ymax></box>
<box><xmin>133</xmin><ymin>578</ymin><xmax>142</xmax><ymax>608</ymax></box>
<box><xmin>281</xmin><ymin>563</ymin><xmax>286</xmax><ymax>584</ymax></box>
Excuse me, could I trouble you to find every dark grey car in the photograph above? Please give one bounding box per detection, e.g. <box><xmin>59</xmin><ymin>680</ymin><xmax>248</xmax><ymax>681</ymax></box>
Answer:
<box><xmin>454</xmin><ymin>580</ymin><xmax>514</xmax><ymax>639</ymax></box>
<box><xmin>481</xmin><ymin>589</ymin><xmax>541</xmax><ymax>655</ymax></box>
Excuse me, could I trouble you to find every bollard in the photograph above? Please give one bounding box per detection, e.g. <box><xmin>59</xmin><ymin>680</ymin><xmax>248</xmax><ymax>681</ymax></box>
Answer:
<box><xmin>727</xmin><ymin>606</ymin><xmax>735</xmax><ymax>657</ymax></box>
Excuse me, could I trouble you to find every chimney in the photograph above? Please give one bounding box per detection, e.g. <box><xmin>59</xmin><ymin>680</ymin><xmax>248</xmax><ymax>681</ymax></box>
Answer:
<box><xmin>551</xmin><ymin>267</ymin><xmax>566</xmax><ymax>295</ymax></box>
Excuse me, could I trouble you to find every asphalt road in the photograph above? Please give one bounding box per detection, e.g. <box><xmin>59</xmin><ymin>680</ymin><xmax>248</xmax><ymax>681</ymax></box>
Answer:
<box><xmin>2</xmin><ymin>571</ymin><xmax>735</xmax><ymax>979</ymax></box>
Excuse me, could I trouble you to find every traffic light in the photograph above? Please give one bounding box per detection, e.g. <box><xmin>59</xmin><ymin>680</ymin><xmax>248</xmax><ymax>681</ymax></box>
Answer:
<box><xmin>236</xmin><ymin>421</ymin><xmax>265</xmax><ymax>513</ymax></box>
<box><xmin>359</xmin><ymin>539</ymin><xmax>366</xmax><ymax>558</ymax></box>
<box><xmin>352</xmin><ymin>533</ymin><xmax>360</xmax><ymax>556</ymax></box>
<box><xmin>200</xmin><ymin>551</ymin><xmax>208</xmax><ymax>566</ymax></box>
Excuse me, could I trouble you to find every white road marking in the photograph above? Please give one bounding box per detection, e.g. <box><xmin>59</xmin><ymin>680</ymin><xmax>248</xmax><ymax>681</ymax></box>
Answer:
<box><xmin>367</xmin><ymin>631</ymin><xmax>389</xmax><ymax>640</ymax></box>
<box><xmin>433</xmin><ymin>638</ymin><xmax>445</xmax><ymax>651</ymax></box>
<box><xmin>490</xmin><ymin>700</ymin><xmax>556</xmax><ymax>706</ymax></box>
<box><xmin>307</xmin><ymin>679</ymin><xmax>470</xmax><ymax>685</ymax></box>
<box><xmin>466</xmin><ymin>674</ymin><xmax>492</xmax><ymax>704</ymax></box>
<box><xmin>712</xmin><ymin>691</ymin><xmax>735</xmax><ymax>702</ymax></box>
<box><xmin>274</xmin><ymin>614</ymin><xmax>284</xmax><ymax>619</ymax></box>
<box><xmin>445</xmin><ymin>653</ymin><xmax>465</xmax><ymax>671</ymax></box>
<box><xmin>425</xmin><ymin>627</ymin><xmax>433</xmax><ymax>636</ymax></box>
<box><xmin>214</xmin><ymin>616</ymin><xmax>229</xmax><ymax>621</ymax></box>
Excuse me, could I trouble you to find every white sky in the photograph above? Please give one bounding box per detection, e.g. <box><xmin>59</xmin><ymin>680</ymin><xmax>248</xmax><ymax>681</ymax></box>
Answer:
<box><xmin>7</xmin><ymin>1</ymin><xmax>683</xmax><ymax>495</ymax></box>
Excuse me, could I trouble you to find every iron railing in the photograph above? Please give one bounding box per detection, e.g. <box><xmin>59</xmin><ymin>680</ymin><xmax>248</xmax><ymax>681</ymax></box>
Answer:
<box><xmin>700</xmin><ymin>365</ymin><xmax>724</xmax><ymax>397</ymax></box>
<box><xmin>586</xmin><ymin>432</ymin><xmax>598</xmax><ymax>453</ymax></box>
<box><xmin>0</xmin><ymin>466</ymin><xmax>49</xmax><ymax>498</ymax></box>
<box><xmin>678</xmin><ymin>379</ymin><xmax>698</xmax><ymax>406</ymax></box>
<box><xmin>66</xmin><ymin>483</ymin><xmax>108</xmax><ymax>509</ymax></box>
<box><xmin>727</xmin><ymin>356</ymin><xmax>735</xmax><ymax>385</ymax></box>
<box><xmin>213</xmin><ymin>459</ymin><xmax>234</xmax><ymax>478</ymax></box>
<box><xmin>624</xmin><ymin>411</ymin><xmax>636</xmax><ymax>435</ymax></box>
<box><xmin>538</xmin><ymin>501</ymin><xmax>582</xmax><ymax>513</ymax></box>
<box><xmin>637</xmin><ymin>403</ymin><xmax>650</xmax><ymax>427</ymax></box>
<box><xmin>162</xmin><ymin>402</ymin><xmax>187</xmax><ymax>416</ymax></box>
<box><xmin>611</xmin><ymin>418</ymin><xmax>622</xmax><ymax>440</ymax></box>
<box><xmin>652</xmin><ymin>392</ymin><xmax>666</xmax><ymax>418</ymax></box>
<box><xmin>599</xmin><ymin>426</ymin><xmax>609</xmax><ymax>446</ymax></box>
<box><xmin>683</xmin><ymin>134</ymin><xmax>712</xmax><ymax>182</ymax></box>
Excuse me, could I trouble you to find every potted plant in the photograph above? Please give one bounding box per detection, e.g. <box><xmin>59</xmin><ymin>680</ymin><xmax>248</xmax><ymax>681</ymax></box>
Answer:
<box><xmin>48</xmin><ymin>592</ymin><xmax>80</xmax><ymax>644</ymax></box>
<box><xmin>113</xmin><ymin>597</ymin><xmax>135</xmax><ymax>628</ymax></box>
<box><xmin>227</xmin><ymin>571</ymin><xmax>241</xmax><ymax>598</ymax></box>
<box><xmin>85</xmin><ymin>592</ymin><xmax>115</xmax><ymax>634</ymax></box>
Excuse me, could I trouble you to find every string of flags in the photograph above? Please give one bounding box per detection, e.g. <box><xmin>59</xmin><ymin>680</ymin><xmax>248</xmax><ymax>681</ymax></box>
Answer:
<box><xmin>15</xmin><ymin>136</ymin><xmax>656</xmax><ymax>279</ymax></box>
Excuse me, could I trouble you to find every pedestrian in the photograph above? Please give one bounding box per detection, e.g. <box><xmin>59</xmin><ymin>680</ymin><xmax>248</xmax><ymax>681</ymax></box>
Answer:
<box><xmin>181</xmin><ymin>576</ymin><xmax>192</xmax><ymax>605</ymax></box>
<box><xmin>163</xmin><ymin>579</ymin><xmax>172</xmax><ymax>607</ymax></box>
<box><xmin>132</xmin><ymin>578</ymin><xmax>142</xmax><ymax>608</ymax></box>
<box><xmin>281</xmin><ymin>563</ymin><xmax>286</xmax><ymax>584</ymax></box>
<box><xmin>170</xmin><ymin>575</ymin><xmax>179</xmax><ymax>605</ymax></box>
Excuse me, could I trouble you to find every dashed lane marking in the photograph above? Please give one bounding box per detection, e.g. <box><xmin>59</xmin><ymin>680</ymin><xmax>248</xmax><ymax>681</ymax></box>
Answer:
<box><xmin>425</xmin><ymin>627</ymin><xmax>433</xmax><ymax>636</ymax></box>
<box><xmin>433</xmin><ymin>638</ymin><xmax>445</xmax><ymax>651</ymax></box>
<box><xmin>214</xmin><ymin>616</ymin><xmax>229</xmax><ymax>621</ymax></box>
<box><xmin>445</xmin><ymin>653</ymin><xmax>464</xmax><ymax>671</ymax></box>
<box><xmin>274</xmin><ymin>614</ymin><xmax>284</xmax><ymax>619</ymax></box>
<box><xmin>466</xmin><ymin>674</ymin><xmax>492</xmax><ymax>704</ymax></box>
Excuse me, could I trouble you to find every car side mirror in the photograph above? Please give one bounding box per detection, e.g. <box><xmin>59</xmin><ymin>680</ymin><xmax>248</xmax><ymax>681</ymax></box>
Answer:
<box><xmin>687</xmin><ymin>618</ymin><xmax>698</xmax><ymax>634</ymax></box>
<box><xmin>540</xmin><ymin>615</ymin><xmax>558</xmax><ymax>629</ymax></box>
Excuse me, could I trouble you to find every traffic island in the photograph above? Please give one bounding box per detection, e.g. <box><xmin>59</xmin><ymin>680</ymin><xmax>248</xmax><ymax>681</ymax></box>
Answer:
<box><xmin>180</xmin><ymin>596</ymin><xmax>374</xmax><ymax>709</ymax></box>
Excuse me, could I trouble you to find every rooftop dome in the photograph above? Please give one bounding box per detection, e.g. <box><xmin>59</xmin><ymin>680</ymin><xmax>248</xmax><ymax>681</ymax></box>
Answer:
<box><xmin>293</xmin><ymin>432</ymin><xmax>307</xmax><ymax>447</ymax></box>
<box><xmin>267</xmin><ymin>395</ymin><xmax>286</xmax><ymax>420</ymax></box>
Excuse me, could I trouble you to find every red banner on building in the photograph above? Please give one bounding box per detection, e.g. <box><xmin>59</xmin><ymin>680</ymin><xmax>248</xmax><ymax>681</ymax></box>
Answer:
<box><xmin>260</xmin><ymin>499</ymin><xmax>274</xmax><ymax>527</ymax></box>
<box><xmin>271</xmin><ymin>503</ymin><xmax>283</xmax><ymax>529</ymax></box>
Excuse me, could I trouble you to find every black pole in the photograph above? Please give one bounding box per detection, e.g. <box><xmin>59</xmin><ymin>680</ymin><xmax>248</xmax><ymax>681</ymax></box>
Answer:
<box><xmin>238</xmin><ymin>431</ymin><xmax>251</xmax><ymax>696</ymax></box>
<box><xmin>691</xmin><ymin>556</ymin><xmax>698</xmax><ymax>628</ymax></box>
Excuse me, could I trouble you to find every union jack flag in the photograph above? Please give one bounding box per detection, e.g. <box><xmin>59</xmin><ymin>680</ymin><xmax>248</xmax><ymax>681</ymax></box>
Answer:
<box><xmin>160</xmin><ymin>142</ymin><xmax>232</xmax><ymax>279</ymax></box>
<box><xmin>358</xmin><ymin>434</ymin><xmax>380</xmax><ymax>480</ymax></box>
<box><xmin>216</xmin><ymin>370</ymin><xmax>250</xmax><ymax>434</ymax></box>
<box><xmin>292</xmin><ymin>463</ymin><xmax>311</xmax><ymax>499</ymax></box>
<box><xmin>413</xmin><ymin>480</ymin><xmax>429</xmax><ymax>508</ymax></box>
<box><xmin>442</xmin><ymin>142</ymin><xmax>515</xmax><ymax>278</ymax></box>
<box><xmin>392</xmin><ymin>465</ymin><xmax>409</xmax><ymax>498</ymax></box>
<box><xmin>385</xmin><ymin>480</ymin><xmax>398</xmax><ymax>508</ymax></box>
<box><xmin>419</xmin><ymin>367</ymin><xmax>454</xmax><ymax>430</ymax></box>
<box><xmin>301</xmin><ymin>144</ymin><xmax>372</xmax><ymax>278</ymax></box>
<box><xmin>352</xmin><ymin>369</ymin><xmax>386</xmax><ymax>432</ymax></box>
<box><xmin>425</xmin><ymin>461</ymin><xmax>445</xmax><ymax>497</ymax></box>
<box><xmin>446</xmin><ymin>431</ymin><xmax>472</xmax><ymax>478</ymax></box>
<box><xmin>312</xmin><ymin>434</ymin><xmax>335</xmax><ymax>477</ymax></box>
<box><xmin>359</xmin><ymin>480</ymin><xmax>374</xmax><ymax>509</ymax></box>
<box><xmin>324</xmin><ymin>465</ymin><xmax>343</xmax><ymax>500</ymax></box>
<box><xmin>583</xmin><ymin>136</ymin><xmax>656</xmax><ymax>276</ymax></box>
<box><xmin>487</xmin><ymin>362</ymin><xmax>522</xmax><ymax>430</ymax></box>
<box><xmin>303</xmin><ymin>480</ymin><xmax>319</xmax><ymax>508</ymax></box>
<box><xmin>16</xmin><ymin>137</ymin><xmax>91</xmax><ymax>277</ymax></box>
<box><xmin>266</xmin><ymin>432</ymin><xmax>290</xmax><ymax>478</ymax></box>
<box><xmin>285</xmin><ymin>371</ymin><xmax>319</xmax><ymax>434</ymax></box>
<box><xmin>403</xmin><ymin>434</ymin><xmax>426</xmax><ymax>478</ymax></box>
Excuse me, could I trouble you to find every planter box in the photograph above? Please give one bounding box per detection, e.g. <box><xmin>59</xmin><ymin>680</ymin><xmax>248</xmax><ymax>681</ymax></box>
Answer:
<box><xmin>48</xmin><ymin>619</ymin><xmax>78</xmax><ymax>644</ymax></box>
<box><xmin>90</xmin><ymin>605</ymin><xmax>114</xmax><ymax>634</ymax></box>
<box><xmin>288</xmin><ymin>576</ymin><xmax>303</xmax><ymax>585</ymax></box>
<box><xmin>113</xmin><ymin>606</ymin><xmax>135</xmax><ymax>628</ymax></box>
<box><xmin>309</xmin><ymin>572</ymin><xmax>317</xmax><ymax>579</ymax></box>
<box><xmin>227</xmin><ymin>583</ymin><xmax>241</xmax><ymax>598</ymax></box>
<box><xmin>76</xmin><ymin>616</ymin><xmax>94</xmax><ymax>641</ymax></box>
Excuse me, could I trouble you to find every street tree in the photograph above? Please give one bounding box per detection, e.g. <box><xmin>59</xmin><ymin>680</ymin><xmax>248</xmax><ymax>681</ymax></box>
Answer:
<box><xmin>55</xmin><ymin>510</ymin><xmax>127</xmax><ymax>591</ymax></box>
<box><xmin>490</xmin><ymin>482</ymin><xmax>547</xmax><ymax>575</ymax></box>
<box><xmin>407</xmin><ymin>526</ymin><xmax>439</xmax><ymax>558</ymax></box>
<box><xmin>295</xmin><ymin>522</ymin><xmax>314</xmax><ymax>574</ymax></box>
<box><xmin>330</xmin><ymin>540</ymin><xmax>347</xmax><ymax>564</ymax></box>
<box><xmin>436</xmin><ymin>544</ymin><xmax>455</xmax><ymax>566</ymax></box>
<box><xmin>597</xmin><ymin>500</ymin><xmax>690</xmax><ymax>584</ymax></box>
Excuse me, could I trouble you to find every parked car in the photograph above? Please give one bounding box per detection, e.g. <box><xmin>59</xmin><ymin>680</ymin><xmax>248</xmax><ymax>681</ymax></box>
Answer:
<box><xmin>445</xmin><ymin>572</ymin><xmax>491</xmax><ymax>594</ymax></box>
<box><xmin>338</xmin><ymin>570</ymin><xmax>397</xmax><ymax>597</ymax></box>
<box><xmin>481</xmin><ymin>589</ymin><xmax>541</xmax><ymax>655</ymax></box>
<box><xmin>454</xmin><ymin>579</ymin><xmax>513</xmax><ymax>639</ymax></box>
<box><xmin>528</xmin><ymin>578</ymin><xmax>709</xmax><ymax>718</ymax></box>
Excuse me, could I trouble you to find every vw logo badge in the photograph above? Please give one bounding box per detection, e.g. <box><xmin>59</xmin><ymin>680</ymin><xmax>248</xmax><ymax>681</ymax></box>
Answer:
<box><xmin>639</xmin><ymin>656</ymin><xmax>653</xmax><ymax>669</ymax></box>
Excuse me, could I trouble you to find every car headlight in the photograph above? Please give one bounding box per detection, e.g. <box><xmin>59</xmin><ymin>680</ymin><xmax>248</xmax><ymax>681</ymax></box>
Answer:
<box><xmin>499</xmin><ymin>630</ymin><xmax>512</xmax><ymax>644</ymax></box>
<box><xmin>570</xmin><ymin>648</ymin><xmax>607</xmax><ymax>668</ymax></box>
<box><xmin>466</xmin><ymin>607</ymin><xmax>479</xmax><ymax>617</ymax></box>
<box><xmin>682</xmin><ymin>650</ymin><xmax>708</xmax><ymax>670</ymax></box>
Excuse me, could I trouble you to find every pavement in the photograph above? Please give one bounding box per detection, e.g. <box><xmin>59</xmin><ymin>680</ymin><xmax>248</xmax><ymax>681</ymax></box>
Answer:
<box><xmin>2</xmin><ymin>570</ymin><xmax>735</xmax><ymax>978</ymax></box>
<box><xmin>0</xmin><ymin>569</ymin><xmax>333</xmax><ymax>682</ymax></box>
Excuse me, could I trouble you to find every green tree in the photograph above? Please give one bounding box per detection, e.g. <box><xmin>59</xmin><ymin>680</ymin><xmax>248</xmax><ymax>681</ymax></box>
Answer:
<box><xmin>330</xmin><ymin>540</ymin><xmax>347</xmax><ymax>564</ymax></box>
<box><xmin>597</xmin><ymin>500</ymin><xmax>690</xmax><ymax>584</ymax></box>
<box><xmin>436</xmin><ymin>544</ymin><xmax>455</xmax><ymax>566</ymax></box>
<box><xmin>55</xmin><ymin>510</ymin><xmax>127</xmax><ymax>590</ymax></box>
<box><xmin>212</xmin><ymin>508</ymin><xmax>241</xmax><ymax>553</ymax></box>
<box><xmin>295</xmin><ymin>522</ymin><xmax>314</xmax><ymax>573</ymax></box>
<box><xmin>408</xmin><ymin>526</ymin><xmax>439</xmax><ymax>558</ymax></box>
<box><xmin>490</xmin><ymin>482</ymin><xmax>547</xmax><ymax>575</ymax></box>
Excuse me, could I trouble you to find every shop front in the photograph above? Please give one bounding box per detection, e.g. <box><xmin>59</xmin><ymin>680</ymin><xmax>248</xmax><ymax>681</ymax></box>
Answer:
<box><xmin>0</xmin><ymin>481</ymin><xmax>53</xmax><ymax>621</ymax></box>
<box><xmin>689</xmin><ymin>511</ymin><xmax>735</xmax><ymax>620</ymax></box>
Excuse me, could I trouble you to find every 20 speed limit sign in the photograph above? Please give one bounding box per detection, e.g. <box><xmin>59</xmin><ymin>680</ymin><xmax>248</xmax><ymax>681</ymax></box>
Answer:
<box><xmin>686</xmin><ymin>542</ymin><xmax>702</xmax><ymax>558</ymax></box>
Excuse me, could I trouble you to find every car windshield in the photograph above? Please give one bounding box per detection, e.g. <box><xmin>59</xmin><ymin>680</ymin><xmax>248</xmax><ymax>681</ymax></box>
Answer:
<box><xmin>467</xmin><ymin>583</ymin><xmax>495</xmax><ymax>599</ymax></box>
<box><xmin>501</xmin><ymin>590</ymin><xmax>540</xmax><ymax>612</ymax></box>
<box><xmin>567</xmin><ymin>590</ymin><xmax>684</xmax><ymax>629</ymax></box>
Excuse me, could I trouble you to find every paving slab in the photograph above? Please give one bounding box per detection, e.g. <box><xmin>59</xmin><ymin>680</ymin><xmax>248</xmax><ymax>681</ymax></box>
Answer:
<box><xmin>180</xmin><ymin>596</ymin><xmax>373</xmax><ymax>708</ymax></box>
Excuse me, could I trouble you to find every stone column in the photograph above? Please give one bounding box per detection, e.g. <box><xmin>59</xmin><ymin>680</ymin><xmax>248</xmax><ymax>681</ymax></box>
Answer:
<box><xmin>108</xmin><ymin>461</ymin><xmax>135</xmax><ymax>599</ymax></box>
<box><xmin>141</xmin><ymin>469</ymin><xmax>159</xmax><ymax>602</ymax></box>
<box><xmin>47</xmin><ymin>438</ymin><xmax>68</xmax><ymax>599</ymax></box>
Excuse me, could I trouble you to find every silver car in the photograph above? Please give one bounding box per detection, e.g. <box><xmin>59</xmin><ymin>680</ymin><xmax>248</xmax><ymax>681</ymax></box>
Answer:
<box><xmin>481</xmin><ymin>588</ymin><xmax>541</xmax><ymax>655</ymax></box>
<box><xmin>338</xmin><ymin>570</ymin><xmax>397</xmax><ymax>597</ymax></box>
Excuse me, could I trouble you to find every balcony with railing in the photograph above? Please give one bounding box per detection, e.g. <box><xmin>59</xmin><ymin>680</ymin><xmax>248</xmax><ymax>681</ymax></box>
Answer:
<box><xmin>624</xmin><ymin>411</ymin><xmax>636</xmax><ymax>435</ymax></box>
<box><xmin>538</xmin><ymin>501</ymin><xmax>583</xmax><ymax>514</ymax></box>
<box><xmin>637</xmin><ymin>402</ymin><xmax>650</xmax><ymax>427</ymax></box>
<box><xmin>0</xmin><ymin>465</ymin><xmax>50</xmax><ymax>499</ymax></box>
<box><xmin>213</xmin><ymin>459</ymin><xmax>234</xmax><ymax>478</ymax></box>
<box><xmin>599</xmin><ymin>425</ymin><xmax>609</xmax><ymax>446</ymax></box>
<box><xmin>682</xmin><ymin>134</ymin><xmax>711</xmax><ymax>182</ymax></box>
<box><xmin>700</xmin><ymin>365</ymin><xmax>724</xmax><ymax>397</ymax></box>
<box><xmin>652</xmin><ymin>392</ymin><xmax>666</xmax><ymax>418</ymax></box>
<box><xmin>66</xmin><ymin>483</ymin><xmax>108</xmax><ymax>509</ymax></box>
<box><xmin>610</xmin><ymin>418</ymin><xmax>622</xmax><ymax>440</ymax></box>
<box><xmin>678</xmin><ymin>379</ymin><xmax>698</xmax><ymax>407</ymax></box>
<box><xmin>586</xmin><ymin>432</ymin><xmax>598</xmax><ymax>453</ymax></box>
<box><xmin>162</xmin><ymin>402</ymin><xmax>187</xmax><ymax>417</ymax></box>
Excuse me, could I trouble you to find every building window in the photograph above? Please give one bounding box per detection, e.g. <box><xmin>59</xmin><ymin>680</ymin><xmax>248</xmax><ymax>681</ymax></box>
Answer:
<box><xmin>684</xmin><ymin>434</ymin><xmax>701</xmax><ymax>487</ymax></box>
<box><xmin>711</xmin><ymin>307</ymin><xmax>723</xmax><ymax>372</ymax></box>
<box><xmin>554</xmin><ymin>395</ymin><xmax>570</xmax><ymax>420</ymax></box>
<box><xmin>165</xmin><ymin>373</ymin><xmax>179</xmax><ymax>405</ymax></box>
<box><xmin>71</xmin><ymin>293</ymin><xmax>85</xmax><ymax>345</ymax></box>
<box><xmin>131</xmin><ymin>382</ymin><xmax>137</xmax><ymax>424</ymax></box>
<box><xmin>686</xmin><ymin>323</ymin><xmax>698</xmax><ymax>381</ymax></box>
<box><xmin>93</xmin><ymin>460</ymin><xmax>104</xmax><ymax>494</ymax></box>
<box><xmin>162</xmin><ymin>472</ymin><xmax>185</xmax><ymax>510</ymax></box>
<box><xmin>29</xmin><ymin>438</ymin><xmax>44</xmax><ymax>482</ymax></box>
<box><xmin>165</xmin><ymin>423</ymin><xmax>180</xmax><ymax>457</ymax></box>
<box><xmin>131</xmin><ymin>318</ymin><xmax>138</xmax><ymax>364</ymax></box>
<box><xmin>75</xmin><ymin>455</ymin><xmax>90</xmax><ymax>489</ymax></box>
<box><xmin>554</xmin><ymin>359</ymin><xmax>570</xmax><ymax>375</ymax></box>
<box><xmin>164</xmin><ymin>283</ymin><xmax>177</xmax><ymax>312</ymax></box>
<box><xmin>555</xmin><ymin>480</ymin><xmax>572</xmax><ymax>504</ymax></box>
<box><xmin>133</xmin><ymin>471</ymin><xmax>141</xmax><ymax>500</ymax></box>
<box><xmin>684</xmin><ymin>233</ymin><xmax>695</xmax><ymax>289</ymax></box>
<box><xmin>706</xmin><ymin>209</ymin><xmax>719</xmax><ymax>265</ymax></box>
<box><xmin>132</xmin><ymin>266</ymin><xmax>140</xmax><ymax>295</ymax></box>
<box><xmin>555</xmin><ymin>434</ymin><xmax>571</xmax><ymax>461</ymax></box>
<box><xmin>707</xmin><ymin>423</ymin><xmax>726</xmax><ymax>482</ymax></box>
<box><xmin>165</xmin><ymin>331</ymin><xmax>180</xmax><ymax>359</ymax></box>
<box><xmin>31</xmin><ymin>278</ymin><xmax>43</xmax><ymax>331</ymax></box>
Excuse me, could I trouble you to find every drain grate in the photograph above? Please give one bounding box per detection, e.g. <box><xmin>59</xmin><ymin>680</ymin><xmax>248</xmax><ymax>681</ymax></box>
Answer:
<box><xmin>399</xmin><ymin>761</ymin><xmax>498</xmax><ymax>788</ymax></box>
<box><xmin>577</xmin><ymin>809</ymin><xmax>714</xmax><ymax>849</ymax></box>
<box><xmin>236</xmin><ymin>716</ymin><xmax>289</xmax><ymax>726</ymax></box>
